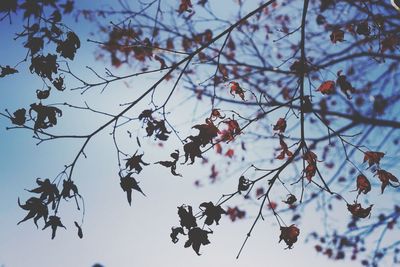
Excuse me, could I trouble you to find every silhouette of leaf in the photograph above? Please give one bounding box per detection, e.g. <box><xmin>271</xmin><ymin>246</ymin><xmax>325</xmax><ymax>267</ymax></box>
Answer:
<box><xmin>56</xmin><ymin>31</ymin><xmax>80</xmax><ymax>60</ymax></box>
<box><xmin>60</xmin><ymin>179</ymin><xmax>79</xmax><ymax>198</ymax></box>
<box><xmin>24</xmin><ymin>37</ymin><xmax>44</xmax><ymax>55</ymax></box>
<box><xmin>279</xmin><ymin>225</ymin><xmax>300</xmax><ymax>249</ymax></box>
<box><xmin>184</xmin><ymin>227</ymin><xmax>212</xmax><ymax>255</ymax></box>
<box><xmin>120</xmin><ymin>173</ymin><xmax>145</xmax><ymax>205</ymax></box>
<box><xmin>29</xmin><ymin>54</ymin><xmax>58</xmax><ymax>80</ymax></box>
<box><xmin>226</xmin><ymin>206</ymin><xmax>246</xmax><ymax>222</ymax></box>
<box><xmin>74</xmin><ymin>221</ymin><xmax>83</xmax><ymax>238</ymax></box>
<box><xmin>229</xmin><ymin>81</ymin><xmax>245</xmax><ymax>100</ymax></box>
<box><xmin>29</xmin><ymin>103</ymin><xmax>62</xmax><ymax>131</ymax></box>
<box><xmin>27</xmin><ymin>178</ymin><xmax>59</xmax><ymax>210</ymax></box>
<box><xmin>199</xmin><ymin>201</ymin><xmax>226</xmax><ymax>225</ymax></box>
<box><xmin>330</xmin><ymin>29</ymin><xmax>345</xmax><ymax>43</ymax></box>
<box><xmin>283</xmin><ymin>194</ymin><xmax>297</xmax><ymax>205</ymax></box>
<box><xmin>156</xmin><ymin>150</ymin><xmax>182</xmax><ymax>176</ymax></box>
<box><xmin>177</xmin><ymin>205</ymin><xmax>197</xmax><ymax>230</ymax></box>
<box><xmin>0</xmin><ymin>65</ymin><xmax>18</xmax><ymax>78</ymax></box>
<box><xmin>36</xmin><ymin>88</ymin><xmax>51</xmax><ymax>100</ymax></box>
<box><xmin>178</xmin><ymin>0</ymin><xmax>193</xmax><ymax>14</ymax></box>
<box><xmin>9</xmin><ymin>108</ymin><xmax>26</xmax><ymax>125</ymax></box>
<box><xmin>183</xmin><ymin>138</ymin><xmax>203</xmax><ymax>164</ymax></box>
<box><xmin>237</xmin><ymin>175</ymin><xmax>250</xmax><ymax>193</ymax></box>
<box><xmin>42</xmin><ymin>215</ymin><xmax>66</xmax><ymax>239</ymax></box>
<box><xmin>17</xmin><ymin>197</ymin><xmax>48</xmax><ymax>227</ymax></box>
<box><xmin>53</xmin><ymin>76</ymin><xmax>66</xmax><ymax>91</ymax></box>
<box><xmin>125</xmin><ymin>152</ymin><xmax>149</xmax><ymax>173</ymax></box>
<box><xmin>170</xmin><ymin>226</ymin><xmax>185</xmax><ymax>243</ymax></box>
<box><xmin>60</xmin><ymin>0</ymin><xmax>74</xmax><ymax>14</ymax></box>
<box><xmin>20</xmin><ymin>0</ymin><xmax>42</xmax><ymax>18</ymax></box>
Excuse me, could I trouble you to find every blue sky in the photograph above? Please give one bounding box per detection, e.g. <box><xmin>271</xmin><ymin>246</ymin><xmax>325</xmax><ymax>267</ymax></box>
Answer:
<box><xmin>0</xmin><ymin>1</ymin><xmax>396</xmax><ymax>267</ymax></box>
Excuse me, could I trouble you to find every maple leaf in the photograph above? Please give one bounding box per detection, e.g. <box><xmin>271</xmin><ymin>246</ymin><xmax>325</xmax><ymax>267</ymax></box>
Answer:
<box><xmin>363</xmin><ymin>151</ymin><xmax>384</xmax><ymax>168</ymax></box>
<box><xmin>279</xmin><ymin>225</ymin><xmax>300</xmax><ymax>249</ymax></box>
<box><xmin>184</xmin><ymin>227</ymin><xmax>212</xmax><ymax>255</ymax></box>
<box><xmin>356</xmin><ymin>21</ymin><xmax>370</xmax><ymax>36</ymax></box>
<box><xmin>42</xmin><ymin>215</ymin><xmax>66</xmax><ymax>239</ymax></box>
<box><xmin>305</xmin><ymin>163</ymin><xmax>317</xmax><ymax>182</ymax></box>
<box><xmin>355</xmin><ymin>174</ymin><xmax>371</xmax><ymax>195</ymax></box>
<box><xmin>8</xmin><ymin>108</ymin><xmax>26</xmax><ymax>126</ymax></box>
<box><xmin>125</xmin><ymin>152</ymin><xmax>149</xmax><ymax>173</ymax></box>
<box><xmin>0</xmin><ymin>65</ymin><xmax>18</xmax><ymax>78</ymax></box>
<box><xmin>375</xmin><ymin>170</ymin><xmax>399</xmax><ymax>193</ymax></box>
<box><xmin>170</xmin><ymin>227</ymin><xmax>185</xmax><ymax>243</ymax></box>
<box><xmin>60</xmin><ymin>179</ymin><xmax>79</xmax><ymax>199</ymax></box>
<box><xmin>177</xmin><ymin>205</ymin><xmax>197</xmax><ymax>230</ymax></box>
<box><xmin>330</xmin><ymin>29</ymin><xmax>345</xmax><ymax>43</ymax></box>
<box><xmin>347</xmin><ymin>203</ymin><xmax>373</xmax><ymax>218</ymax></box>
<box><xmin>156</xmin><ymin>150</ymin><xmax>182</xmax><ymax>176</ymax></box>
<box><xmin>183</xmin><ymin>137</ymin><xmax>203</xmax><ymax>164</ymax></box>
<box><xmin>28</xmin><ymin>178</ymin><xmax>60</xmax><ymax>210</ymax></box>
<box><xmin>317</xmin><ymin>80</ymin><xmax>335</xmax><ymax>95</ymax></box>
<box><xmin>199</xmin><ymin>201</ymin><xmax>226</xmax><ymax>225</ymax></box>
<box><xmin>29</xmin><ymin>103</ymin><xmax>62</xmax><ymax>132</ymax></box>
<box><xmin>18</xmin><ymin>197</ymin><xmax>49</xmax><ymax>227</ymax></box>
<box><xmin>120</xmin><ymin>174</ymin><xmax>146</xmax><ymax>205</ymax></box>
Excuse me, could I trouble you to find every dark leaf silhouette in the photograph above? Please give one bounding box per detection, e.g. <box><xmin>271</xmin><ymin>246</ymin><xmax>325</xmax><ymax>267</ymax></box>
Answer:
<box><xmin>120</xmin><ymin>173</ymin><xmax>146</xmax><ymax>205</ymax></box>
<box><xmin>0</xmin><ymin>65</ymin><xmax>18</xmax><ymax>78</ymax></box>
<box><xmin>74</xmin><ymin>221</ymin><xmax>83</xmax><ymax>239</ymax></box>
<box><xmin>53</xmin><ymin>76</ymin><xmax>66</xmax><ymax>91</ymax></box>
<box><xmin>183</xmin><ymin>138</ymin><xmax>203</xmax><ymax>164</ymax></box>
<box><xmin>56</xmin><ymin>31</ymin><xmax>80</xmax><ymax>60</ymax></box>
<box><xmin>273</xmin><ymin>118</ymin><xmax>287</xmax><ymax>133</ymax></box>
<box><xmin>8</xmin><ymin>108</ymin><xmax>26</xmax><ymax>125</ymax></box>
<box><xmin>170</xmin><ymin>226</ymin><xmax>185</xmax><ymax>243</ymax></box>
<box><xmin>60</xmin><ymin>179</ymin><xmax>79</xmax><ymax>199</ymax></box>
<box><xmin>229</xmin><ymin>81</ymin><xmax>245</xmax><ymax>100</ymax></box>
<box><xmin>29</xmin><ymin>103</ymin><xmax>62</xmax><ymax>131</ymax></box>
<box><xmin>177</xmin><ymin>205</ymin><xmax>197</xmax><ymax>229</ymax></box>
<box><xmin>29</xmin><ymin>54</ymin><xmax>58</xmax><ymax>80</ymax></box>
<box><xmin>20</xmin><ymin>0</ymin><xmax>42</xmax><ymax>18</ymax></box>
<box><xmin>199</xmin><ymin>201</ymin><xmax>226</xmax><ymax>225</ymax></box>
<box><xmin>237</xmin><ymin>175</ymin><xmax>251</xmax><ymax>193</ymax></box>
<box><xmin>125</xmin><ymin>152</ymin><xmax>149</xmax><ymax>173</ymax></box>
<box><xmin>283</xmin><ymin>194</ymin><xmax>297</xmax><ymax>205</ymax></box>
<box><xmin>156</xmin><ymin>150</ymin><xmax>182</xmax><ymax>176</ymax></box>
<box><xmin>184</xmin><ymin>227</ymin><xmax>212</xmax><ymax>255</ymax></box>
<box><xmin>279</xmin><ymin>225</ymin><xmax>300</xmax><ymax>249</ymax></box>
<box><xmin>24</xmin><ymin>37</ymin><xmax>44</xmax><ymax>55</ymax></box>
<box><xmin>42</xmin><ymin>215</ymin><xmax>66</xmax><ymax>239</ymax></box>
<box><xmin>17</xmin><ymin>197</ymin><xmax>48</xmax><ymax>227</ymax></box>
<box><xmin>27</xmin><ymin>178</ymin><xmax>59</xmax><ymax>209</ymax></box>
<box><xmin>36</xmin><ymin>88</ymin><xmax>51</xmax><ymax>100</ymax></box>
<box><xmin>226</xmin><ymin>206</ymin><xmax>246</xmax><ymax>222</ymax></box>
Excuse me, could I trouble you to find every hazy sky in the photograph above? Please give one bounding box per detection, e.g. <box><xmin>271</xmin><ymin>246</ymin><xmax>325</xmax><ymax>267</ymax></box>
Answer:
<box><xmin>0</xmin><ymin>1</ymin><xmax>389</xmax><ymax>267</ymax></box>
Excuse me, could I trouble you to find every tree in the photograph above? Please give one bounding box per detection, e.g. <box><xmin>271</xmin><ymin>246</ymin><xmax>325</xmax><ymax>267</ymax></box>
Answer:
<box><xmin>1</xmin><ymin>0</ymin><xmax>400</xmax><ymax>266</ymax></box>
